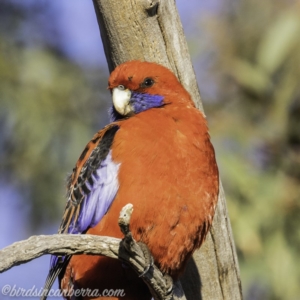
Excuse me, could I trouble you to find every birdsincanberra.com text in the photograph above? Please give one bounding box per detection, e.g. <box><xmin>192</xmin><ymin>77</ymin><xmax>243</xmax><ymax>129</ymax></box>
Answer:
<box><xmin>1</xmin><ymin>284</ymin><xmax>126</xmax><ymax>298</ymax></box>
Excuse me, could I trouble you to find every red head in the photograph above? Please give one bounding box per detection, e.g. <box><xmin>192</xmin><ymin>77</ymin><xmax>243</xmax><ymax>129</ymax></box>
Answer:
<box><xmin>108</xmin><ymin>61</ymin><xmax>194</xmax><ymax>117</ymax></box>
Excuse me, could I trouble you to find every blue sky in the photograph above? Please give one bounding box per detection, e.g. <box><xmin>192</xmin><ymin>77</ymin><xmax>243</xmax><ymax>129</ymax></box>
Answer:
<box><xmin>50</xmin><ymin>0</ymin><xmax>220</xmax><ymax>67</ymax></box>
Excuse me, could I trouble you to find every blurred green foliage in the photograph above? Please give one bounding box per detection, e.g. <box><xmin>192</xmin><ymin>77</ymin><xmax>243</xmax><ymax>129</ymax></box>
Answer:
<box><xmin>0</xmin><ymin>2</ymin><xmax>110</xmax><ymax>227</ymax></box>
<box><xmin>194</xmin><ymin>0</ymin><xmax>300</xmax><ymax>299</ymax></box>
<box><xmin>0</xmin><ymin>1</ymin><xmax>299</xmax><ymax>300</ymax></box>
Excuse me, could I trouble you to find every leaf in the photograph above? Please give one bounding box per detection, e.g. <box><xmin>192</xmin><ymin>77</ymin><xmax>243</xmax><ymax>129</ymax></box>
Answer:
<box><xmin>229</xmin><ymin>58</ymin><xmax>272</xmax><ymax>94</ymax></box>
<box><xmin>256</xmin><ymin>10</ymin><xmax>300</xmax><ymax>74</ymax></box>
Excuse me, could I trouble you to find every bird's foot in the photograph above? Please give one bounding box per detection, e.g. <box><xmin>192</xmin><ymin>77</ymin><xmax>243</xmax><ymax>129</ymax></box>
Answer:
<box><xmin>118</xmin><ymin>204</ymin><xmax>154</xmax><ymax>277</ymax></box>
<box><xmin>117</xmin><ymin>204</ymin><xmax>177</xmax><ymax>300</ymax></box>
<box><xmin>137</xmin><ymin>242</ymin><xmax>154</xmax><ymax>277</ymax></box>
<box><xmin>121</xmin><ymin>237</ymin><xmax>154</xmax><ymax>277</ymax></box>
<box><xmin>163</xmin><ymin>273</ymin><xmax>173</xmax><ymax>297</ymax></box>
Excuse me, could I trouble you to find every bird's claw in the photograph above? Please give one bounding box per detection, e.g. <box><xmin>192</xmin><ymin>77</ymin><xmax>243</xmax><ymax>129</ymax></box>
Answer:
<box><xmin>163</xmin><ymin>273</ymin><xmax>173</xmax><ymax>295</ymax></box>
<box><xmin>137</xmin><ymin>241</ymin><xmax>154</xmax><ymax>277</ymax></box>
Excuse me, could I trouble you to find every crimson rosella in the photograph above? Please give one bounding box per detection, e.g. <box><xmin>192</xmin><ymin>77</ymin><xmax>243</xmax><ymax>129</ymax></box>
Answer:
<box><xmin>41</xmin><ymin>61</ymin><xmax>219</xmax><ymax>300</ymax></box>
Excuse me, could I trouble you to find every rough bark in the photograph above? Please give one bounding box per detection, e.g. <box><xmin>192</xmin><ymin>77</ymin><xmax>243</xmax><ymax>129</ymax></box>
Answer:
<box><xmin>92</xmin><ymin>0</ymin><xmax>243</xmax><ymax>299</ymax></box>
<box><xmin>0</xmin><ymin>235</ymin><xmax>119</xmax><ymax>273</ymax></box>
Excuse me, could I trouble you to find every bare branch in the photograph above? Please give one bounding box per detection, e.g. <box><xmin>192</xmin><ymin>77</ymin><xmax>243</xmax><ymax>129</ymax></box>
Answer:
<box><xmin>0</xmin><ymin>234</ymin><xmax>120</xmax><ymax>273</ymax></box>
<box><xmin>0</xmin><ymin>204</ymin><xmax>186</xmax><ymax>300</ymax></box>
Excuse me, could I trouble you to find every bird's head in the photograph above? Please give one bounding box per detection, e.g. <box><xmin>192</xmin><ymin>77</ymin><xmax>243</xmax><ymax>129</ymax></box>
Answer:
<box><xmin>108</xmin><ymin>60</ymin><xmax>193</xmax><ymax>120</ymax></box>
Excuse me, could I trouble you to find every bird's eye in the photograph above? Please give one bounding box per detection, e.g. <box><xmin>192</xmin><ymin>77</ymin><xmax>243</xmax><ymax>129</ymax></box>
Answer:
<box><xmin>118</xmin><ymin>85</ymin><xmax>125</xmax><ymax>90</ymax></box>
<box><xmin>141</xmin><ymin>78</ymin><xmax>155</xmax><ymax>88</ymax></box>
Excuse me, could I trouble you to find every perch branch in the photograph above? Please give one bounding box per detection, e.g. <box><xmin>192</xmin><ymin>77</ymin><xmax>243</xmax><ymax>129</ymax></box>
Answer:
<box><xmin>0</xmin><ymin>204</ymin><xmax>186</xmax><ymax>300</ymax></box>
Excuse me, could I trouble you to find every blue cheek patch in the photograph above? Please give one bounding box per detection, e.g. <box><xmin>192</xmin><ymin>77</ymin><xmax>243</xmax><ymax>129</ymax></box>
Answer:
<box><xmin>131</xmin><ymin>92</ymin><xmax>164</xmax><ymax>114</ymax></box>
<box><xmin>109</xmin><ymin>92</ymin><xmax>164</xmax><ymax>121</ymax></box>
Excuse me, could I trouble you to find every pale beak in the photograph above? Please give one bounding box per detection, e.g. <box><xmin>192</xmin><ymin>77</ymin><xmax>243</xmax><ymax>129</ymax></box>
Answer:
<box><xmin>112</xmin><ymin>85</ymin><xmax>132</xmax><ymax>115</ymax></box>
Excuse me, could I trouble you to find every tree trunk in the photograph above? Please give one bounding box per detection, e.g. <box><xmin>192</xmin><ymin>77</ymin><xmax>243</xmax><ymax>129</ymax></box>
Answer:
<box><xmin>92</xmin><ymin>0</ymin><xmax>243</xmax><ymax>299</ymax></box>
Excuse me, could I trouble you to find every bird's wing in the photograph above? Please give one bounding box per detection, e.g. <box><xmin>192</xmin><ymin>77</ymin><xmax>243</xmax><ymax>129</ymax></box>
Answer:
<box><xmin>41</xmin><ymin>124</ymin><xmax>120</xmax><ymax>300</ymax></box>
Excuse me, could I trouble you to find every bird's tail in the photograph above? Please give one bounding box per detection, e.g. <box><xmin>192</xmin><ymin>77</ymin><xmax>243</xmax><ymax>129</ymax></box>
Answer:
<box><xmin>40</xmin><ymin>255</ymin><xmax>70</xmax><ymax>300</ymax></box>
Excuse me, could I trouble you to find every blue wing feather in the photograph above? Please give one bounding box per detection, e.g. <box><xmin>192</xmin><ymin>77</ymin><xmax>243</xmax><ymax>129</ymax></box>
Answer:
<box><xmin>41</xmin><ymin>125</ymin><xmax>119</xmax><ymax>300</ymax></box>
<box><xmin>73</xmin><ymin>150</ymin><xmax>120</xmax><ymax>233</ymax></box>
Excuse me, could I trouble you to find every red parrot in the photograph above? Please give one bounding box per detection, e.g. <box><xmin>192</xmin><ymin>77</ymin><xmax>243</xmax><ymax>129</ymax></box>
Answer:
<box><xmin>41</xmin><ymin>61</ymin><xmax>219</xmax><ymax>300</ymax></box>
